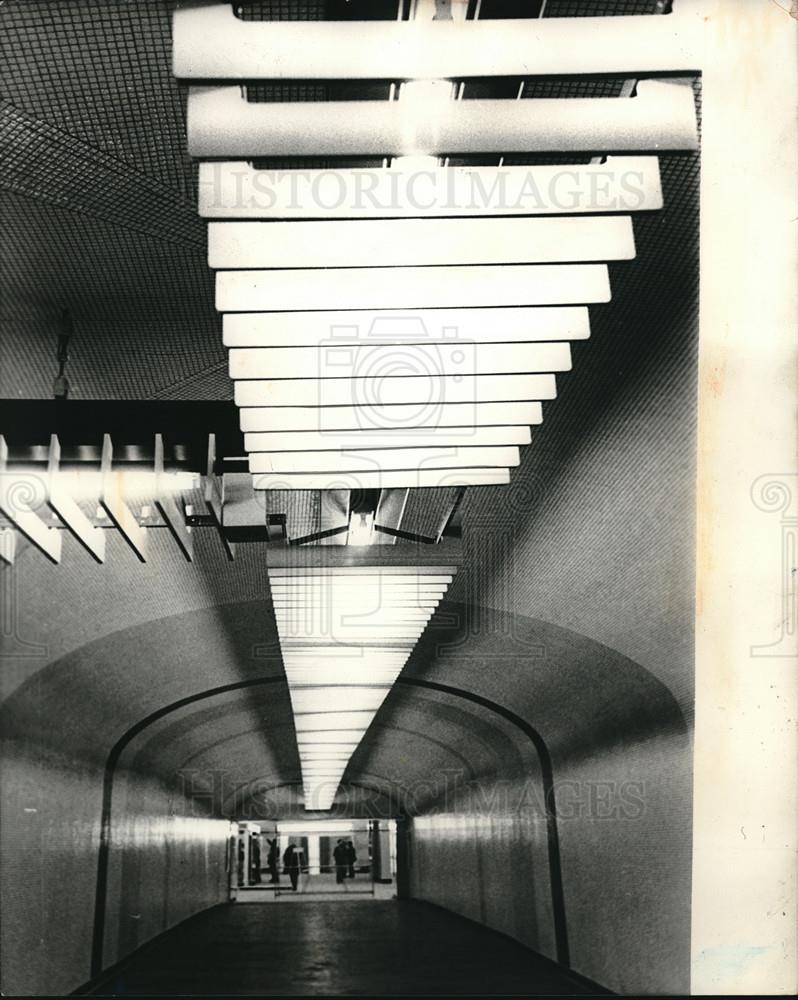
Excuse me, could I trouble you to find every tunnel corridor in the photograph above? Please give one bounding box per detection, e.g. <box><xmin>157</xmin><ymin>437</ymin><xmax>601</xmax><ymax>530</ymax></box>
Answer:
<box><xmin>2</xmin><ymin>1</ymin><xmax>794</xmax><ymax>997</ymax></box>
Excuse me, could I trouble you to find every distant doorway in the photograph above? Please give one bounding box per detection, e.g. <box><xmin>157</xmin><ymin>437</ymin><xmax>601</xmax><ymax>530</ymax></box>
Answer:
<box><xmin>229</xmin><ymin>819</ymin><xmax>397</xmax><ymax>902</ymax></box>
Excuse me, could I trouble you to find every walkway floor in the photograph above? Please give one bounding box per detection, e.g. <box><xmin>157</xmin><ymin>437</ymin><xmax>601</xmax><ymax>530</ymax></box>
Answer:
<box><xmin>90</xmin><ymin>900</ymin><xmax>605</xmax><ymax>995</ymax></box>
<box><xmin>236</xmin><ymin>873</ymin><xmax>393</xmax><ymax>901</ymax></box>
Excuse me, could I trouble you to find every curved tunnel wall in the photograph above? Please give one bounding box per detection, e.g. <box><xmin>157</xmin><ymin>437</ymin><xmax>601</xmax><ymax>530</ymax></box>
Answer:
<box><xmin>390</xmin><ymin>611</ymin><xmax>692</xmax><ymax>996</ymax></box>
<box><xmin>0</xmin><ymin>735</ymin><xmax>229</xmax><ymax>998</ymax></box>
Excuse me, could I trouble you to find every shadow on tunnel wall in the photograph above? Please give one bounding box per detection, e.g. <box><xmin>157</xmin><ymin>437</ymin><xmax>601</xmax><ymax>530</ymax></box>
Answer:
<box><xmin>385</xmin><ymin>605</ymin><xmax>693</xmax><ymax>996</ymax></box>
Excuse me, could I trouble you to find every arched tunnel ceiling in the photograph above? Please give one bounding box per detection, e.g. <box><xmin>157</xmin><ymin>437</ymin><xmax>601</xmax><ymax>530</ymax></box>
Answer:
<box><xmin>1</xmin><ymin>0</ymin><xmax>697</xmax><ymax>816</ymax></box>
<box><xmin>1</xmin><ymin>592</ymin><xmax>688</xmax><ymax>818</ymax></box>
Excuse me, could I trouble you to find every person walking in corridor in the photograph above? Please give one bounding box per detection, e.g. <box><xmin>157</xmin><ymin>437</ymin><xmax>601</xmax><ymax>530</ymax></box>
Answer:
<box><xmin>345</xmin><ymin>839</ymin><xmax>357</xmax><ymax>878</ymax></box>
<box><xmin>266</xmin><ymin>838</ymin><xmax>279</xmax><ymax>884</ymax></box>
<box><xmin>283</xmin><ymin>843</ymin><xmax>300</xmax><ymax>891</ymax></box>
<box><xmin>333</xmin><ymin>838</ymin><xmax>348</xmax><ymax>885</ymax></box>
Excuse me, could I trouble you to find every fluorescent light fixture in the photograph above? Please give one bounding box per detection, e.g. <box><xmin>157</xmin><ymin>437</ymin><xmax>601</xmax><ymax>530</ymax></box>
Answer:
<box><xmin>224</xmin><ymin>308</ymin><xmax>589</xmax><ymax>348</ymax></box>
<box><xmin>291</xmin><ymin>688</ymin><xmax>392</xmax><ymax>713</ymax></box>
<box><xmin>245</xmin><ymin>426</ymin><xmax>531</xmax><ymax>452</ymax></box>
<box><xmin>273</xmin><ymin>586</ymin><xmax>444</xmax><ymax>599</ymax></box>
<box><xmin>284</xmin><ymin>663</ymin><xmax>411</xmax><ymax>675</ymax></box>
<box><xmin>347</xmin><ymin>511</ymin><xmax>374</xmax><ymax>546</ymax></box>
<box><xmin>239</xmin><ymin>401</ymin><xmax>544</xmax><ymax>433</ymax></box>
<box><xmin>294</xmin><ymin>711</ymin><xmax>376</xmax><ymax>732</ymax></box>
<box><xmin>279</xmin><ymin>623</ymin><xmax>427</xmax><ymax>636</ymax></box>
<box><xmin>253</xmin><ymin>468</ymin><xmax>511</xmax><ymax>490</ymax></box>
<box><xmin>235</xmin><ymin>373</ymin><xmax>557</xmax><ymax>408</ymax></box>
<box><xmin>270</xmin><ymin>573</ymin><xmax>452</xmax><ymax>583</ymax></box>
<box><xmin>283</xmin><ymin>643</ymin><xmax>410</xmax><ymax>667</ymax></box>
<box><xmin>174</xmin><ymin>8</ymin><xmax>702</xmax><ymax>80</ymax></box>
<box><xmin>296</xmin><ymin>734</ymin><xmax>364</xmax><ymax>746</ymax></box>
<box><xmin>187</xmin><ymin>82</ymin><xmax>698</xmax><ymax>157</ymax></box>
<box><xmin>198</xmin><ymin>158</ymin><xmax>663</xmax><ymax>220</ymax></box>
<box><xmin>288</xmin><ymin>673</ymin><xmax>404</xmax><ymax>688</ymax></box>
<box><xmin>228</xmin><ymin>342</ymin><xmax>572</xmax><ymax>380</ymax></box>
<box><xmin>276</xmin><ymin>821</ymin><xmax>370</xmax><ymax>835</ymax></box>
<box><xmin>276</xmin><ymin>607</ymin><xmax>439</xmax><ymax>617</ymax></box>
<box><xmin>217</xmin><ymin>264</ymin><xmax>609</xmax><ymax>311</ymax></box>
<box><xmin>298</xmin><ymin>754</ymin><xmax>360</xmax><ymax>762</ymax></box>
<box><xmin>277</xmin><ymin>610</ymin><xmax>436</xmax><ymax>623</ymax></box>
<box><xmin>278</xmin><ymin>625</ymin><xmax>424</xmax><ymax>643</ymax></box>
<box><xmin>269</xmin><ymin>560</ymin><xmax>456</xmax><ymax>809</ymax></box>
<box><xmin>208</xmin><ymin>217</ymin><xmax>634</xmax><ymax>269</ymax></box>
<box><xmin>272</xmin><ymin>571</ymin><xmax>445</xmax><ymax>582</ymax></box>
<box><xmin>281</xmin><ymin>637</ymin><xmax>420</xmax><ymax>649</ymax></box>
<box><xmin>248</xmin><ymin>445</ymin><xmax>519</xmax><ymax>475</ymax></box>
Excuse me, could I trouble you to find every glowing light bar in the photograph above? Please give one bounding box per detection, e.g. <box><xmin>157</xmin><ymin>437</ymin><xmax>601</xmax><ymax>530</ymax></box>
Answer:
<box><xmin>286</xmin><ymin>669</ymin><xmax>405</xmax><ymax>687</ymax></box>
<box><xmin>297</xmin><ymin>732</ymin><xmax>364</xmax><ymax>743</ymax></box>
<box><xmin>291</xmin><ymin>687</ymin><xmax>392</xmax><ymax>714</ymax></box>
<box><xmin>245</xmin><ymin>426</ymin><xmax>531</xmax><ymax>452</ymax></box>
<box><xmin>282</xmin><ymin>630</ymin><xmax>426</xmax><ymax>644</ymax></box>
<box><xmin>294</xmin><ymin>711</ymin><xmax>378</xmax><ymax>732</ymax></box>
<box><xmin>254</xmin><ymin>469</ymin><xmax>510</xmax><ymax>490</ymax></box>
<box><xmin>174</xmin><ymin>7</ymin><xmax>702</xmax><ymax>80</ymax></box>
<box><xmin>228</xmin><ymin>342</ymin><xmax>571</xmax><ymax>381</ymax></box>
<box><xmin>274</xmin><ymin>590</ymin><xmax>445</xmax><ymax>600</ymax></box>
<box><xmin>198</xmin><ymin>158</ymin><xmax>663</xmax><ymax>220</ymax></box>
<box><xmin>272</xmin><ymin>587</ymin><xmax>450</xmax><ymax>600</ymax></box>
<box><xmin>208</xmin><ymin>217</ymin><xmax>634</xmax><ymax>269</ymax></box>
<box><xmin>249</xmin><ymin>446</ymin><xmax>518</xmax><ymax>475</ymax></box>
<box><xmin>187</xmin><ymin>82</ymin><xmax>698</xmax><ymax>158</ymax></box>
<box><xmin>217</xmin><ymin>264</ymin><xmax>609</xmax><ymax>312</ymax></box>
<box><xmin>276</xmin><ymin>605</ymin><xmax>439</xmax><ymax>615</ymax></box>
<box><xmin>235</xmin><ymin>373</ymin><xmax>557</xmax><ymax>408</ymax></box>
<box><xmin>239</xmin><ymin>401</ymin><xmax>543</xmax><ymax>433</ymax></box>
<box><xmin>270</xmin><ymin>570</ymin><xmax>454</xmax><ymax>579</ymax></box>
<box><xmin>224</xmin><ymin>307</ymin><xmax>589</xmax><ymax>348</ymax></box>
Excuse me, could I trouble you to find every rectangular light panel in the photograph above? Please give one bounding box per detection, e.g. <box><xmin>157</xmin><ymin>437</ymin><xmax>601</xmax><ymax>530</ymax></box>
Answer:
<box><xmin>217</xmin><ymin>264</ymin><xmax>610</xmax><ymax>312</ymax></box>
<box><xmin>208</xmin><ymin>216</ymin><xmax>634</xmax><ymax>269</ymax></box>
<box><xmin>235</xmin><ymin>373</ymin><xmax>557</xmax><ymax>408</ymax></box>
<box><xmin>174</xmin><ymin>8</ymin><xmax>702</xmax><ymax>80</ymax></box>
<box><xmin>254</xmin><ymin>469</ymin><xmax>510</xmax><ymax>490</ymax></box>
<box><xmin>239</xmin><ymin>401</ymin><xmax>544</xmax><ymax>433</ymax></box>
<box><xmin>223</xmin><ymin>307</ymin><xmax>590</xmax><ymax>348</ymax></box>
<box><xmin>244</xmin><ymin>426</ymin><xmax>531</xmax><ymax>452</ymax></box>
<box><xmin>228</xmin><ymin>342</ymin><xmax>572</xmax><ymax>380</ymax></box>
<box><xmin>188</xmin><ymin>82</ymin><xmax>698</xmax><ymax>158</ymax></box>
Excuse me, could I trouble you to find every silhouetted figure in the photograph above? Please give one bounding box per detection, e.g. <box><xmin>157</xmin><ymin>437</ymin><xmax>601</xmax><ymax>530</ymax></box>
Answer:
<box><xmin>267</xmin><ymin>838</ymin><xmax>280</xmax><ymax>884</ymax></box>
<box><xmin>333</xmin><ymin>838</ymin><xmax>348</xmax><ymax>885</ymax></box>
<box><xmin>251</xmin><ymin>835</ymin><xmax>261</xmax><ymax>884</ymax></box>
<box><xmin>283</xmin><ymin>844</ymin><xmax>300</xmax><ymax>891</ymax></box>
<box><xmin>237</xmin><ymin>839</ymin><xmax>245</xmax><ymax>886</ymax></box>
<box><xmin>346</xmin><ymin>839</ymin><xmax>357</xmax><ymax>878</ymax></box>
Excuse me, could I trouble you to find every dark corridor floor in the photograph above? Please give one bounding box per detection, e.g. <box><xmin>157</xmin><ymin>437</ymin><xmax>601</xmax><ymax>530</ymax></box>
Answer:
<box><xmin>88</xmin><ymin>900</ymin><xmax>607</xmax><ymax>996</ymax></box>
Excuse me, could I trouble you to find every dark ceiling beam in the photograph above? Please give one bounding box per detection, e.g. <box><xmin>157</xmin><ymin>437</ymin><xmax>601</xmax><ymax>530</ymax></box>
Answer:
<box><xmin>0</xmin><ymin>400</ymin><xmax>243</xmax><ymax>457</ymax></box>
